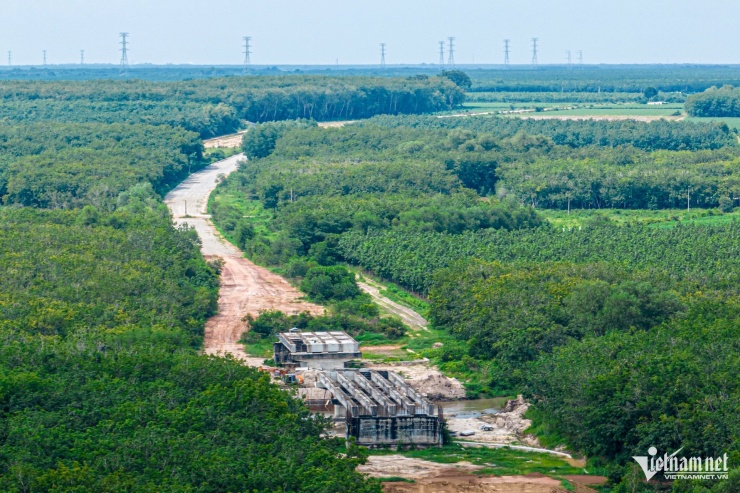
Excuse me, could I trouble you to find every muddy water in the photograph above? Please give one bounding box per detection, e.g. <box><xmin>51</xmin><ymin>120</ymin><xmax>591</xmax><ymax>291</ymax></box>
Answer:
<box><xmin>437</xmin><ymin>397</ymin><xmax>509</xmax><ymax>419</ymax></box>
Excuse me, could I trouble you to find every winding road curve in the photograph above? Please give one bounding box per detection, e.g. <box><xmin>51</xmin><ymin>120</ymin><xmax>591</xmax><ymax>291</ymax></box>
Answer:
<box><xmin>164</xmin><ymin>153</ymin><xmax>323</xmax><ymax>363</ymax></box>
<box><xmin>166</xmin><ymin>131</ymin><xmax>432</xmax><ymax>364</ymax></box>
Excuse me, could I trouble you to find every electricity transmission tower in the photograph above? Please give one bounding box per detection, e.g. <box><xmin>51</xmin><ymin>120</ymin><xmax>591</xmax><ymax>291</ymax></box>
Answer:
<box><xmin>438</xmin><ymin>41</ymin><xmax>445</xmax><ymax>67</ymax></box>
<box><xmin>380</xmin><ymin>43</ymin><xmax>386</xmax><ymax>68</ymax></box>
<box><xmin>43</xmin><ymin>50</ymin><xmax>47</xmax><ymax>67</ymax></box>
<box><xmin>80</xmin><ymin>50</ymin><xmax>85</xmax><ymax>65</ymax></box>
<box><xmin>577</xmin><ymin>50</ymin><xmax>583</xmax><ymax>68</ymax></box>
<box><xmin>119</xmin><ymin>32</ymin><xmax>129</xmax><ymax>77</ymax></box>
<box><xmin>566</xmin><ymin>50</ymin><xmax>572</xmax><ymax>68</ymax></box>
<box><xmin>531</xmin><ymin>38</ymin><xmax>538</xmax><ymax>67</ymax></box>
<box><xmin>243</xmin><ymin>36</ymin><xmax>252</xmax><ymax>73</ymax></box>
<box><xmin>7</xmin><ymin>51</ymin><xmax>10</xmax><ymax>66</ymax></box>
<box><xmin>447</xmin><ymin>37</ymin><xmax>455</xmax><ymax>66</ymax></box>
<box><xmin>503</xmin><ymin>39</ymin><xmax>510</xmax><ymax>66</ymax></box>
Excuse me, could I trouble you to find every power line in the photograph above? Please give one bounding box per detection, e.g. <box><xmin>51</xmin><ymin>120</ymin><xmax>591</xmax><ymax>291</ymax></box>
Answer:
<box><xmin>531</xmin><ymin>37</ymin><xmax>538</xmax><ymax>67</ymax></box>
<box><xmin>243</xmin><ymin>36</ymin><xmax>252</xmax><ymax>73</ymax></box>
<box><xmin>438</xmin><ymin>41</ymin><xmax>445</xmax><ymax>67</ymax></box>
<box><xmin>380</xmin><ymin>43</ymin><xmax>386</xmax><ymax>68</ymax></box>
<box><xmin>447</xmin><ymin>36</ymin><xmax>455</xmax><ymax>66</ymax></box>
<box><xmin>119</xmin><ymin>32</ymin><xmax>129</xmax><ymax>77</ymax></box>
<box><xmin>503</xmin><ymin>39</ymin><xmax>510</xmax><ymax>66</ymax></box>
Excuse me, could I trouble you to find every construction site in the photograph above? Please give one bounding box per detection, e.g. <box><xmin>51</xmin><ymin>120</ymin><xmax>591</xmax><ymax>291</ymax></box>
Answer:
<box><xmin>270</xmin><ymin>329</ymin><xmax>444</xmax><ymax>447</ymax></box>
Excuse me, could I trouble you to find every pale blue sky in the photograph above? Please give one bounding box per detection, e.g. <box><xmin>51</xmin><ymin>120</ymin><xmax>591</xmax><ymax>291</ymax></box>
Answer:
<box><xmin>1</xmin><ymin>1</ymin><xmax>737</xmax><ymax>66</ymax></box>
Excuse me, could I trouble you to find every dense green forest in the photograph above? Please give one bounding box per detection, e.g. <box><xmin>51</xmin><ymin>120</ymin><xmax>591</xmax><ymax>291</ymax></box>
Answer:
<box><xmin>212</xmin><ymin>111</ymin><xmax>740</xmax><ymax>491</ymax></box>
<box><xmin>686</xmin><ymin>85</ymin><xmax>740</xmax><ymax>117</ymax></box>
<box><xmin>340</xmin><ymin>222</ymin><xmax>740</xmax><ymax>294</ymax></box>
<box><xmin>5</xmin><ymin>64</ymin><xmax>740</xmax><ymax>491</ymax></box>
<box><xmin>222</xmin><ymin>118</ymin><xmax>740</xmax><ymax>215</ymax></box>
<box><xmin>0</xmin><ymin>80</ymin><xmax>386</xmax><ymax>491</ymax></box>
<box><xmin>0</xmin><ymin>75</ymin><xmax>464</xmax><ymax>137</ymax></box>
<box><xmin>359</xmin><ymin>114</ymin><xmax>734</xmax><ymax>151</ymax></box>
<box><xmin>0</xmin><ymin>123</ymin><xmax>205</xmax><ymax>208</ymax></box>
<box><xmin>465</xmin><ymin>66</ymin><xmax>740</xmax><ymax>93</ymax></box>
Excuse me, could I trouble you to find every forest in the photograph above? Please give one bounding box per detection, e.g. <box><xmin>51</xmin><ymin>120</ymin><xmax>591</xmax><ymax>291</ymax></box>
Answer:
<box><xmin>212</xmin><ymin>109</ymin><xmax>740</xmax><ymax>491</ymax></box>
<box><xmin>685</xmin><ymin>85</ymin><xmax>740</xmax><ymax>117</ymax></box>
<box><xmin>0</xmin><ymin>81</ymin><xmax>391</xmax><ymax>491</ymax></box>
<box><xmin>0</xmin><ymin>123</ymin><xmax>205</xmax><ymax>208</ymax></box>
<box><xmin>4</xmin><ymin>64</ymin><xmax>740</xmax><ymax>491</ymax></box>
<box><xmin>0</xmin><ymin>75</ymin><xmax>464</xmax><ymax>137</ymax></box>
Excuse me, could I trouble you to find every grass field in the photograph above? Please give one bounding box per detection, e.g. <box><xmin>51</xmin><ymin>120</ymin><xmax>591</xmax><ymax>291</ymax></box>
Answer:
<box><xmin>543</xmin><ymin>102</ymin><xmax>683</xmax><ymax>117</ymax></box>
<box><xmin>448</xmin><ymin>101</ymin><xmax>684</xmax><ymax>119</ymax></box>
<box><xmin>541</xmin><ymin>207</ymin><xmax>740</xmax><ymax>229</ymax></box>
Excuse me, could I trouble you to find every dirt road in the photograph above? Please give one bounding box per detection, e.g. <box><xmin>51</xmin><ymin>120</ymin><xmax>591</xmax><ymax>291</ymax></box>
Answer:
<box><xmin>360</xmin><ymin>457</ymin><xmax>570</xmax><ymax>493</ymax></box>
<box><xmin>203</xmin><ymin>131</ymin><xmax>248</xmax><ymax>149</ymax></box>
<box><xmin>165</xmin><ymin>154</ymin><xmax>322</xmax><ymax>362</ymax></box>
<box><xmin>358</xmin><ymin>277</ymin><xmax>428</xmax><ymax>331</ymax></box>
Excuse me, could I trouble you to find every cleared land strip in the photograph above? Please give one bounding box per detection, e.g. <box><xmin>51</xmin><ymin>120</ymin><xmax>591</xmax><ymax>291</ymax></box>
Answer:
<box><xmin>164</xmin><ymin>153</ymin><xmax>322</xmax><ymax>363</ymax></box>
<box><xmin>357</xmin><ymin>277</ymin><xmax>428</xmax><ymax>331</ymax></box>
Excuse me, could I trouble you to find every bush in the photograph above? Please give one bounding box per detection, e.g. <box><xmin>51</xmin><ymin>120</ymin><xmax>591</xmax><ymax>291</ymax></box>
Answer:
<box><xmin>301</xmin><ymin>265</ymin><xmax>361</xmax><ymax>302</ymax></box>
<box><xmin>377</xmin><ymin>317</ymin><xmax>408</xmax><ymax>339</ymax></box>
<box><xmin>719</xmin><ymin>196</ymin><xmax>735</xmax><ymax>213</ymax></box>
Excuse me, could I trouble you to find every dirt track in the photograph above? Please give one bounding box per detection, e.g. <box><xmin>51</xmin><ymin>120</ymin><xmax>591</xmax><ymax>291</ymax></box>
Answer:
<box><xmin>361</xmin><ymin>457</ymin><xmax>568</xmax><ymax>493</ymax></box>
<box><xmin>164</xmin><ymin>153</ymin><xmax>322</xmax><ymax>362</ymax></box>
<box><xmin>358</xmin><ymin>277</ymin><xmax>428</xmax><ymax>331</ymax></box>
<box><xmin>203</xmin><ymin>131</ymin><xmax>247</xmax><ymax>149</ymax></box>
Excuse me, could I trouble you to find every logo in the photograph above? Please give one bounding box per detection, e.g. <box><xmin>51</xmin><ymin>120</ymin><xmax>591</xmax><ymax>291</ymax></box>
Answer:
<box><xmin>633</xmin><ymin>446</ymin><xmax>729</xmax><ymax>481</ymax></box>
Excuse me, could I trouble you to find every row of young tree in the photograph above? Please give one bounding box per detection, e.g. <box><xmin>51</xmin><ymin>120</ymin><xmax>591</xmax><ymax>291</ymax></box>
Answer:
<box><xmin>339</xmin><ymin>221</ymin><xmax>740</xmax><ymax>295</ymax></box>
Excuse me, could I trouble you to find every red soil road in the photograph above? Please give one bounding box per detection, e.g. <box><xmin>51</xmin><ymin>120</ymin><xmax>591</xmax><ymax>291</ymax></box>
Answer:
<box><xmin>164</xmin><ymin>153</ymin><xmax>323</xmax><ymax>363</ymax></box>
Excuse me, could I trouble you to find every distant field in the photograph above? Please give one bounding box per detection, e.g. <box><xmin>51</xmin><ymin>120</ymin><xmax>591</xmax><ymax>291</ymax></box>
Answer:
<box><xmin>541</xmin><ymin>207</ymin><xmax>740</xmax><ymax>229</ymax></box>
<box><xmin>443</xmin><ymin>101</ymin><xmax>566</xmax><ymax>114</ymax></box>
<box><xmin>545</xmin><ymin>103</ymin><xmax>683</xmax><ymax>117</ymax></box>
<box><xmin>453</xmin><ymin>101</ymin><xmax>684</xmax><ymax>119</ymax></box>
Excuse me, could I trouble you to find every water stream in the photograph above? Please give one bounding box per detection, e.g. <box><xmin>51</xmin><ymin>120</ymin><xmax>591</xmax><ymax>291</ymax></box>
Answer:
<box><xmin>436</xmin><ymin>397</ymin><xmax>510</xmax><ymax>419</ymax></box>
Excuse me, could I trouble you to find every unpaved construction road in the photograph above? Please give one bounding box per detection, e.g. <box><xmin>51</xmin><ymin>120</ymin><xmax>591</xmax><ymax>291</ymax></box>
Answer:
<box><xmin>165</xmin><ymin>154</ymin><xmax>322</xmax><ymax>362</ymax></box>
<box><xmin>358</xmin><ymin>277</ymin><xmax>428</xmax><ymax>330</ymax></box>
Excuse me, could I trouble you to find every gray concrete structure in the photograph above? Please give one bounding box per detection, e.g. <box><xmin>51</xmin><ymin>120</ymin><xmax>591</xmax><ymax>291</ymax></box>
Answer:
<box><xmin>317</xmin><ymin>369</ymin><xmax>443</xmax><ymax>447</ymax></box>
<box><xmin>274</xmin><ymin>330</ymin><xmax>361</xmax><ymax>370</ymax></box>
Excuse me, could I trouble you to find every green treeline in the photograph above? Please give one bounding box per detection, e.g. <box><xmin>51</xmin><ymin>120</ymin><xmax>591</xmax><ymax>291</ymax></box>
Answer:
<box><xmin>229</xmin><ymin>119</ymin><xmax>740</xmax><ymax>212</ymax></box>
<box><xmin>466</xmin><ymin>66</ymin><xmax>740</xmax><ymax>93</ymax></box>
<box><xmin>686</xmin><ymin>85</ymin><xmax>740</xmax><ymax>117</ymax></box>
<box><xmin>0</xmin><ymin>75</ymin><xmax>464</xmax><ymax>137</ymax></box>
<box><xmin>360</xmin><ymin>114</ymin><xmax>734</xmax><ymax>151</ymax></box>
<box><xmin>0</xmin><ymin>123</ymin><xmax>205</xmax><ymax>208</ymax></box>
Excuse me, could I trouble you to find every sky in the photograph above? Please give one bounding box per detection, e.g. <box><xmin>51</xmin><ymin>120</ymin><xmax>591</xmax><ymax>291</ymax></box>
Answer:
<box><xmin>0</xmin><ymin>0</ymin><xmax>738</xmax><ymax>66</ymax></box>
